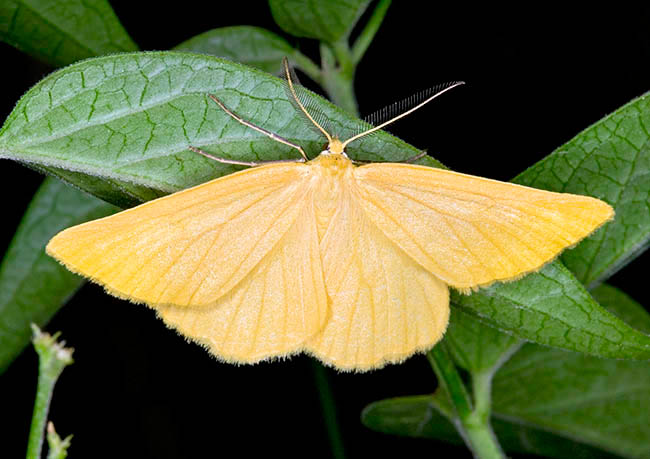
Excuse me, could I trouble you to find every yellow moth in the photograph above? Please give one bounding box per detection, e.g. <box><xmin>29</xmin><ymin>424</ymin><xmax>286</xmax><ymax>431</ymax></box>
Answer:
<box><xmin>46</xmin><ymin>59</ymin><xmax>614</xmax><ymax>371</ymax></box>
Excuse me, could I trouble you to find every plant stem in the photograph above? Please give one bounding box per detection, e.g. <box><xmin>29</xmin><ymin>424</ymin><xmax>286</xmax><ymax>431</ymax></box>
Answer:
<box><xmin>311</xmin><ymin>361</ymin><xmax>346</xmax><ymax>459</ymax></box>
<box><xmin>427</xmin><ymin>345</ymin><xmax>504</xmax><ymax>459</ymax></box>
<box><xmin>320</xmin><ymin>42</ymin><xmax>359</xmax><ymax>116</ymax></box>
<box><xmin>331</xmin><ymin>40</ymin><xmax>355</xmax><ymax>75</ymax></box>
<box><xmin>26</xmin><ymin>325</ymin><xmax>73</xmax><ymax>459</ymax></box>
<box><xmin>463</xmin><ymin>369</ymin><xmax>504</xmax><ymax>459</ymax></box>
<box><xmin>427</xmin><ymin>345</ymin><xmax>473</xmax><ymax>418</ymax></box>
<box><xmin>351</xmin><ymin>0</ymin><xmax>392</xmax><ymax>64</ymax></box>
<box><xmin>472</xmin><ymin>369</ymin><xmax>493</xmax><ymax>421</ymax></box>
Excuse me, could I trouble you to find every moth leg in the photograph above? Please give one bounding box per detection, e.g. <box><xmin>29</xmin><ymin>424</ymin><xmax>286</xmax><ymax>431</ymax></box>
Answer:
<box><xmin>401</xmin><ymin>150</ymin><xmax>429</xmax><ymax>163</ymax></box>
<box><xmin>188</xmin><ymin>146</ymin><xmax>306</xmax><ymax>167</ymax></box>
<box><xmin>207</xmin><ymin>94</ymin><xmax>310</xmax><ymax>161</ymax></box>
<box><xmin>351</xmin><ymin>150</ymin><xmax>428</xmax><ymax>166</ymax></box>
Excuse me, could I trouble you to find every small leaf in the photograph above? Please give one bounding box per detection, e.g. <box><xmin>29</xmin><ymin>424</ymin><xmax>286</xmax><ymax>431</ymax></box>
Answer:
<box><xmin>0</xmin><ymin>178</ymin><xmax>116</xmax><ymax>374</ymax></box>
<box><xmin>268</xmin><ymin>0</ymin><xmax>370</xmax><ymax>43</ymax></box>
<box><xmin>0</xmin><ymin>0</ymin><xmax>137</xmax><ymax>67</ymax></box>
<box><xmin>452</xmin><ymin>262</ymin><xmax>650</xmax><ymax>360</ymax></box>
<box><xmin>444</xmin><ymin>308</ymin><xmax>522</xmax><ymax>374</ymax></box>
<box><xmin>173</xmin><ymin>26</ymin><xmax>296</xmax><ymax>75</ymax></box>
<box><xmin>492</xmin><ymin>285</ymin><xmax>650</xmax><ymax>458</ymax></box>
<box><xmin>515</xmin><ymin>92</ymin><xmax>650</xmax><ymax>288</ymax></box>
<box><xmin>362</xmin><ymin>396</ymin><xmax>618</xmax><ymax>459</ymax></box>
<box><xmin>0</xmin><ymin>52</ymin><xmax>437</xmax><ymax>207</ymax></box>
<box><xmin>46</xmin><ymin>422</ymin><xmax>72</xmax><ymax>459</ymax></box>
<box><xmin>362</xmin><ymin>396</ymin><xmax>459</xmax><ymax>442</ymax></box>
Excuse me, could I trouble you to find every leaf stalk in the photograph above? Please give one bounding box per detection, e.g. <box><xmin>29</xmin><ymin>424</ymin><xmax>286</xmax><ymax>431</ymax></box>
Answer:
<box><xmin>320</xmin><ymin>41</ymin><xmax>359</xmax><ymax>115</ymax></box>
<box><xmin>351</xmin><ymin>0</ymin><xmax>392</xmax><ymax>64</ymax></box>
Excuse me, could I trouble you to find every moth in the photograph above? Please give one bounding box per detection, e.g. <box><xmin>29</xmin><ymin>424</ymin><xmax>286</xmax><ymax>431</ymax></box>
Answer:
<box><xmin>47</xmin><ymin>59</ymin><xmax>613</xmax><ymax>371</ymax></box>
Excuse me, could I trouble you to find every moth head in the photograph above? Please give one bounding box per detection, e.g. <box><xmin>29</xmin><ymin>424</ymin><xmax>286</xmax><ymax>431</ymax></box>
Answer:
<box><xmin>327</xmin><ymin>138</ymin><xmax>345</xmax><ymax>155</ymax></box>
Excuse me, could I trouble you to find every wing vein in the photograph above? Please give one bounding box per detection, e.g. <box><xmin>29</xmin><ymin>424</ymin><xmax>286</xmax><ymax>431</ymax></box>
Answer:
<box><xmin>187</xmin><ymin>190</ymin><xmax>308</xmax><ymax>306</ymax></box>
<box><xmin>358</xmin><ymin>191</ymin><xmax>443</xmax><ymax>272</ymax></box>
<box><xmin>377</xmin><ymin>182</ymin><xmax>575</xmax><ymax>238</ymax></box>
<box><xmin>77</xmin><ymin>184</ymin><xmax>285</xmax><ymax>286</ymax></box>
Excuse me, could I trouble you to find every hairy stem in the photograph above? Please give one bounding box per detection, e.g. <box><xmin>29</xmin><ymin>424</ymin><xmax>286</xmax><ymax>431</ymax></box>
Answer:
<box><xmin>26</xmin><ymin>325</ymin><xmax>73</xmax><ymax>459</ymax></box>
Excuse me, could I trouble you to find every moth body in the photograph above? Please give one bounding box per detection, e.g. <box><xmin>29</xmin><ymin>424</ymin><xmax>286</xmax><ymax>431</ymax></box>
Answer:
<box><xmin>44</xmin><ymin>66</ymin><xmax>615</xmax><ymax>371</ymax></box>
<box><xmin>309</xmin><ymin>146</ymin><xmax>353</xmax><ymax>240</ymax></box>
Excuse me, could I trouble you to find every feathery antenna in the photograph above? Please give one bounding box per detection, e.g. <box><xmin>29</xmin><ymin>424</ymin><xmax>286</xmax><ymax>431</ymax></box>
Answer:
<box><xmin>282</xmin><ymin>57</ymin><xmax>333</xmax><ymax>143</ymax></box>
<box><xmin>342</xmin><ymin>81</ymin><xmax>465</xmax><ymax>149</ymax></box>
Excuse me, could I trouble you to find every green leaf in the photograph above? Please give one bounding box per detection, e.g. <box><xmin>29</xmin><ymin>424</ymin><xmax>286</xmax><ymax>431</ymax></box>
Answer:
<box><xmin>362</xmin><ymin>396</ymin><xmax>459</xmax><ymax>444</ymax></box>
<box><xmin>452</xmin><ymin>262</ymin><xmax>650</xmax><ymax>360</ymax></box>
<box><xmin>0</xmin><ymin>51</ymin><xmax>438</xmax><ymax>207</ymax></box>
<box><xmin>362</xmin><ymin>395</ymin><xmax>620</xmax><ymax>459</ymax></box>
<box><xmin>46</xmin><ymin>422</ymin><xmax>72</xmax><ymax>459</ymax></box>
<box><xmin>173</xmin><ymin>26</ymin><xmax>296</xmax><ymax>75</ymax></box>
<box><xmin>447</xmin><ymin>94</ymin><xmax>650</xmax><ymax>361</ymax></box>
<box><xmin>491</xmin><ymin>284</ymin><xmax>650</xmax><ymax>458</ymax></box>
<box><xmin>515</xmin><ymin>92</ymin><xmax>650</xmax><ymax>289</ymax></box>
<box><xmin>0</xmin><ymin>0</ymin><xmax>137</xmax><ymax>67</ymax></box>
<box><xmin>591</xmin><ymin>284</ymin><xmax>650</xmax><ymax>332</ymax></box>
<box><xmin>268</xmin><ymin>0</ymin><xmax>370</xmax><ymax>43</ymax></box>
<box><xmin>0</xmin><ymin>0</ymin><xmax>136</xmax><ymax>375</ymax></box>
<box><xmin>444</xmin><ymin>307</ymin><xmax>521</xmax><ymax>374</ymax></box>
<box><xmin>0</xmin><ymin>178</ymin><xmax>116</xmax><ymax>374</ymax></box>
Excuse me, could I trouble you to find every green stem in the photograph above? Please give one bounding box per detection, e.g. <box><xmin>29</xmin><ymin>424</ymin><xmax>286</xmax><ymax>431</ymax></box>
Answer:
<box><xmin>472</xmin><ymin>370</ymin><xmax>493</xmax><ymax>421</ymax></box>
<box><xmin>351</xmin><ymin>0</ymin><xmax>392</xmax><ymax>64</ymax></box>
<box><xmin>427</xmin><ymin>345</ymin><xmax>504</xmax><ymax>459</ymax></box>
<box><xmin>320</xmin><ymin>42</ymin><xmax>336</xmax><ymax>70</ymax></box>
<box><xmin>331</xmin><ymin>40</ymin><xmax>354</xmax><ymax>75</ymax></box>
<box><xmin>427</xmin><ymin>345</ymin><xmax>473</xmax><ymax>418</ymax></box>
<box><xmin>311</xmin><ymin>361</ymin><xmax>346</xmax><ymax>459</ymax></box>
<box><xmin>320</xmin><ymin>41</ymin><xmax>358</xmax><ymax>116</ymax></box>
<box><xmin>463</xmin><ymin>370</ymin><xmax>504</xmax><ymax>459</ymax></box>
<box><xmin>26</xmin><ymin>325</ymin><xmax>73</xmax><ymax>459</ymax></box>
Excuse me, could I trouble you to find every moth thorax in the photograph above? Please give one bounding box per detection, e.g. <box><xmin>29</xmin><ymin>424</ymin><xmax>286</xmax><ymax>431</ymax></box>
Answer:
<box><xmin>312</xmin><ymin>169</ymin><xmax>345</xmax><ymax>241</ymax></box>
<box><xmin>313</xmin><ymin>150</ymin><xmax>353</xmax><ymax>172</ymax></box>
<box><xmin>312</xmin><ymin>138</ymin><xmax>352</xmax><ymax>171</ymax></box>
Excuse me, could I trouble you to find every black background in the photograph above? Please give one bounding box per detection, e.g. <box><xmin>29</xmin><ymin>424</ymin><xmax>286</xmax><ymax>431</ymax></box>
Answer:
<box><xmin>2</xmin><ymin>2</ymin><xmax>650</xmax><ymax>458</ymax></box>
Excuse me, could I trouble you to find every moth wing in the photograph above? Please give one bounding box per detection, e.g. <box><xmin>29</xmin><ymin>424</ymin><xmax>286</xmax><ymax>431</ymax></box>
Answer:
<box><xmin>155</xmin><ymin>201</ymin><xmax>328</xmax><ymax>363</ymax></box>
<box><xmin>47</xmin><ymin>163</ymin><xmax>316</xmax><ymax>307</ymax></box>
<box><xmin>305</xmin><ymin>181</ymin><xmax>449</xmax><ymax>371</ymax></box>
<box><xmin>354</xmin><ymin>163</ymin><xmax>614</xmax><ymax>290</ymax></box>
